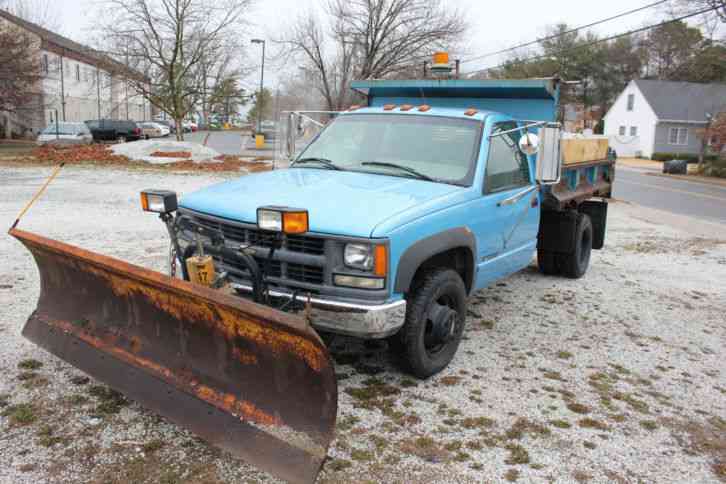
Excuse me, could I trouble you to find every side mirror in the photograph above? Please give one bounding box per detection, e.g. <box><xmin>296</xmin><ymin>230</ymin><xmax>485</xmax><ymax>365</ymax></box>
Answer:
<box><xmin>518</xmin><ymin>133</ymin><xmax>539</xmax><ymax>156</ymax></box>
<box><xmin>535</xmin><ymin>127</ymin><xmax>562</xmax><ymax>184</ymax></box>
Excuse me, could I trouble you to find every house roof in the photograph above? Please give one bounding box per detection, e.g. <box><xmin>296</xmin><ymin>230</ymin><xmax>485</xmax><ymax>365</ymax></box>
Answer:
<box><xmin>634</xmin><ymin>79</ymin><xmax>726</xmax><ymax>122</ymax></box>
<box><xmin>0</xmin><ymin>8</ymin><xmax>143</xmax><ymax>80</ymax></box>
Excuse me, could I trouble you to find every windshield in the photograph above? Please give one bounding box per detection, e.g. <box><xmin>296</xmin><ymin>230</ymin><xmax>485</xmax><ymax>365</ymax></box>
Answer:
<box><xmin>296</xmin><ymin>114</ymin><xmax>482</xmax><ymax>185</ymax></box>
<box><xmin>41</xmin><ymin>123</ymin><xmax>88</xmax><ymax>135</ymax></box>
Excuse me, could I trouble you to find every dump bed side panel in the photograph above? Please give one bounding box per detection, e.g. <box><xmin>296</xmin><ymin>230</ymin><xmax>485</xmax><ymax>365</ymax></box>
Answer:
<box><xmin>544</xmin><ymin>159</ymin><xmax>615</xmax><ymax>208</ymax></box>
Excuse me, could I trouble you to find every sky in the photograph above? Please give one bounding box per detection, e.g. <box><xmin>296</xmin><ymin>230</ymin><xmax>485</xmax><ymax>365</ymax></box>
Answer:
<box><xmin>44</xmin><ymin>0</ymin><xmax>700</xmax><ymax>90</ymax></box>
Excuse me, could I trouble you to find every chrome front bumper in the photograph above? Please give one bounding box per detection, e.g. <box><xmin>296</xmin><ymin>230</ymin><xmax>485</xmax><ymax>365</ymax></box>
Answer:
<box><xmin>231</xmin><ymin>284</ymin><xmax>407</xmax><ymax>339</ymax></box>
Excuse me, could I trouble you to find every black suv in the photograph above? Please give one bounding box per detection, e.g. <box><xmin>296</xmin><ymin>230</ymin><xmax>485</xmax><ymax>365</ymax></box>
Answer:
<box><xmin>85</xmin><ymin>120</ymin><xmax>143</xmax><ymax>142</ymax></box>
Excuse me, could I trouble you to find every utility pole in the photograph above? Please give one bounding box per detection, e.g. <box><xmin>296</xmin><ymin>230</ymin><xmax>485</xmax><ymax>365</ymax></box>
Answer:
<box><xmin>59</xmin><ymin>53</ymin><xmax>66</xmax><ymax>121</ymax></box>
<box><xmin>125</xmin><ymin>48</ymin><xmax>130</xmax><ymax>120</ymax></box>
<box><xmin>251</xmin><ymin>39</ymin><xmax>266</xmax><ymax>134</ymax></box>
<box><xmin>96</xmin><ymin>67</ymin><xmax>102</xmax><ymax>119</ymax></box>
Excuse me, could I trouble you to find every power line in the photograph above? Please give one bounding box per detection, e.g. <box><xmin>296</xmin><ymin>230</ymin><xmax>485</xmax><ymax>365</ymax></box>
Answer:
<box><xmin>463</xmin><ymin>4</ymin><xmax>723</xmax><ymax>76</ymax></box>
<box><xmin>460</xmin><ymin>0</ymin><xmax>670</xmax><ymax>65</ymax></box>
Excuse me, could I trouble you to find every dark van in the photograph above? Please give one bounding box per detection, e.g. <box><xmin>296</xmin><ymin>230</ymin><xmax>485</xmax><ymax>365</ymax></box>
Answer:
<box><xmin>85</xmin><ymin>120</ymin><xmax>143</xmax><ymax>142</ymax></box>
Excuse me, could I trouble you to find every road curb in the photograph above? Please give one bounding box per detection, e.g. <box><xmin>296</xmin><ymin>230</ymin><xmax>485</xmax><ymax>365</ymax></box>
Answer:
<box><xmin>644</xmin><ymin>171</ymin><xmax>726</xmax><ymax>188</ymax></box>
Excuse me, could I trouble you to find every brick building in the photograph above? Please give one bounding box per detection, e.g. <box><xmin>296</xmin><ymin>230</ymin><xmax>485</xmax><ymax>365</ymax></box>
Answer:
<box><xmin>0</xmin><ymin>9</ymin><xmax>151</xmax><ymax>137</ymax></box>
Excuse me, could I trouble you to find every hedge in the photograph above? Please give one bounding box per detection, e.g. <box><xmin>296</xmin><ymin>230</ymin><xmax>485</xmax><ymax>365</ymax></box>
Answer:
<box><xmin>651</xmin><ymin>152</ymin><xmax>719</xmax><ymax>163</ymax></box>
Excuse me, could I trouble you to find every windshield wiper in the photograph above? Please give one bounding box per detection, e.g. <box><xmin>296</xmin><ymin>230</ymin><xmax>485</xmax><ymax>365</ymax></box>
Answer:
<box><xmin>361</xmin><ymin>162</ymin><xmax>435</xmax><ymax>182</ymax></box>
<box><xmin>294</xmin><ymin>157</ymin><xmax>343</xmax><ymax>170</ymax></box>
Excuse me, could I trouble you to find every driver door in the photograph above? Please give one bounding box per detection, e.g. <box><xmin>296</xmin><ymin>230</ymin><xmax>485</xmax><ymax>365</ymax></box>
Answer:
<box><xmin>474</xmin><ymin>122</ymin><xmax>540</xmax><ymax>287</ymax></box>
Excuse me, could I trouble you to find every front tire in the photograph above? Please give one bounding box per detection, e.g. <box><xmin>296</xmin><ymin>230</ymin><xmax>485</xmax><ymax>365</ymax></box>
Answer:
<box><xmin>558</xmin><ymin>213</ymin><xmax>593</xmax><ymax>279</ymax></box>
<box><xmin>399</xmin><ymin>268</ymin><xmax>467</xmax><ymax>378</ymax></box>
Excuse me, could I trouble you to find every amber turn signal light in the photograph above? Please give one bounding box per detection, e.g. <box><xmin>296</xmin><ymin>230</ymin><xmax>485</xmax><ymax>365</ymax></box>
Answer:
<box><xmin>374</xmin><ymin>244</ymin><xmax>388</xmax><ymax>277</ymax></box>
<box><xmin>282</xmin><ymin>211</ymin><xmax>309</xmax><ymax>234</ymax></box>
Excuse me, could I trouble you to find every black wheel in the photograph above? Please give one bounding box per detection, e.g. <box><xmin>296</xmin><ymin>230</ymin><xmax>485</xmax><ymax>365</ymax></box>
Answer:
<box><xmin>537</xmin><ymin>248</ymin><xmax>559</xmax><ymax>275</ymax></box>
<box><xmin>399</xmin><ymin>268</ymin><xmax>467</xmax><ymax>378</ymax></box>
<box><xmin>558</xmin><ymin>213</ymin><xmax>593</xmax><ymax>279</ymax></box>
<box><xmin>116</xmin><ymin>135</ymin><xmax>126</xmax><ymax>143</ymax></box>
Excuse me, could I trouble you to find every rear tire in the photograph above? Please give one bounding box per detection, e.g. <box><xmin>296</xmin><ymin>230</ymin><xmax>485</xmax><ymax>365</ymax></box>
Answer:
<box><xmin>116</xmin><ymin>135</ymin><xmax>126</xmax><ymax>143</ymax></box>
<box><xmin>537</xmin><ymin>249</ymin><xmax>559</xmax><ymax>275</ymax></box>
<box><xmin>399</xmin><ymin>268</ymin><xmax>467</xmax><ymax>379</ymax></box>
<box><xmin>558</xmin><ymin>213</ymin><xmax>593</xmax><ymax>279</ymax></box>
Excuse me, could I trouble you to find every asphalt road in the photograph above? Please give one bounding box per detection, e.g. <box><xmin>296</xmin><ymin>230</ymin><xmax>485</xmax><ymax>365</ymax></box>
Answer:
<box><xmin>185</xmin><ymin>130</ymin><xmax>276</xmax><ymax>157</ymax></box>
<box><xmin>613</xmin><ymin>165</ymin><xmax>726</xmax><ymax>225</ymax></box>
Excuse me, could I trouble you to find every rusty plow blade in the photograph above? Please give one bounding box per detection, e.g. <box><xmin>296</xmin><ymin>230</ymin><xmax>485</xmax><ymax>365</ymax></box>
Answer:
<box><xmin>10</xmin><ymin>228</ymin><xmax>337</xmax><ymax>484</ymax></box>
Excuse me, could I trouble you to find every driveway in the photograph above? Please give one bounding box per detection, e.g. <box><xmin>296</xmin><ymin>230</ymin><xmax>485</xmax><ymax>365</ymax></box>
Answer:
<box><xmin>1</xmin><ymin>166</ymin><xmax>725</xmax><ymax>483</ymax></box>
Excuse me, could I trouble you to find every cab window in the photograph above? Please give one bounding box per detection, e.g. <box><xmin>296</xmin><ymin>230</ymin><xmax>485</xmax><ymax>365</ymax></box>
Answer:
<box><xmin>484</xmin><ymin>122</ymin><xmax>531</xmax><ymax>193</ymax></box>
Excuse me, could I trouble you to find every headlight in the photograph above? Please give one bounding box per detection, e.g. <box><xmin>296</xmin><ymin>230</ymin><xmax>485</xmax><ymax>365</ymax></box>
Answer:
<box><xmin>257</xmin><ymin>207</ymin><xmax>309</xmax><ymax>234</ymax></box>
<box><xmin>257</xmin><ymin>209</ymin><xmax>283</xmax><ymax>231</ymax></box>
<box><xmin>344</xmin><ymin>243</ymin><xmax>373</xmax><ymax>270</ymax></box>
<box><xmin>140</xmin><ymin>189</ymin><xmax>177</xmax><ymax>214</ymax></box>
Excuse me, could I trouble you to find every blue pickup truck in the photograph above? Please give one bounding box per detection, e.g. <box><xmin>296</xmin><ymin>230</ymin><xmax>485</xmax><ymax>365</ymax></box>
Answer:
<box><xmin>149</xmin><ymin>78</ymin><xmax>613</xmax><ymax>379</ymax></box>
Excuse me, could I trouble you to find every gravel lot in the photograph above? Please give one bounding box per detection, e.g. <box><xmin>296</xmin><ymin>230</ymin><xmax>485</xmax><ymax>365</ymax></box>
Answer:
<box><xmin>1</xmin><ymin>165</ymin><xmax>725</xmax><ymax>484</ymax></box>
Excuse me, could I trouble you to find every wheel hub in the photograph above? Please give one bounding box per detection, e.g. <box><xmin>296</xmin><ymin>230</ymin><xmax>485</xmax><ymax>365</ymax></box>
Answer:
<box><xmin>428</xmin><ymin>303</ymin><xmax>458</xmax><ymax>344</ymax></box>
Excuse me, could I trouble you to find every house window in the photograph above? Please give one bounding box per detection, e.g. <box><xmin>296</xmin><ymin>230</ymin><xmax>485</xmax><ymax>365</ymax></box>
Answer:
<box><xmin>668</xmin><ymin>127</ymin><xmax>688</xmax><ymax>145</ymax></box>
<box><xmin>76</xmin><ymin>64</ymin><xmax>81</xmax><ymax>81</ymax></box>
<box><xmin>619</xmin><ymin>126</ymin><xmax>626</xmax><ymax>136</ymax></box>
<box><xmin>42</xmin><ymin>54</ymin><xmax>49</xmax><ymax>74</ymax></box>
<box><xmin>630</xmin><ymin>126</ymin><xmax>638</xmax><ymax>136</ymax></box>
<box><xmin>627</xmin><ymin>94</ymin><xmax>635</xmax><ymax>111</ymax></box>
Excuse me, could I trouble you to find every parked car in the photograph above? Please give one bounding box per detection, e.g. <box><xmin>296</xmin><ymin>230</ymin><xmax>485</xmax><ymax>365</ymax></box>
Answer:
<box><xmin>84</xmin><ymin>119</ymin><xmax>143</xmax><ymax>143</ymax></box>
<box><xmin>37</xmin><ymin>122</ymin><xmax>93</xmax><ymax>146</ymax></box>
<box><xmin>140</xmin><ymin>122</ymin><xmax>170</xmax><ymax>139</ymax></box>
<box><xmin>153</xmin><ymin>120</ymin><xmax>177</xmax><ymax>134</ymax></box>
<box><xmin>181</xmin><ymin>121</ymin><xmax>198</xmax><ymax>133</ymax></box>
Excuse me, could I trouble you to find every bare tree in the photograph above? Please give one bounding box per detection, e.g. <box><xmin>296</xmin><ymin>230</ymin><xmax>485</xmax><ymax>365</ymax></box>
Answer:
<box><xmin>329</xmin><ymin>0</ymin><xmax>467</xmax><ymax>79</ymax></box>
<box><xmin>672</xmin><ymin>0</ymin><xmax>726</xmax><ymax>24</ymax></box>
<box><xmin>97</xmin><ymin>0</ymin><xmax>251</xmax><ymax>140</ymax></box>
<box><xmin>0</xmin><ymin>0</ymin><xmax>61</xmax><ymax>30</ymax></box>
<box><xmin>281</xmin><ymin>0</ymin><xmax>467</xmax><ymax>112</ymax></box>
<box><xmin>0</xmin><ymin>20</ymin><xmax>42</xmax><ymax>137</ymax></box>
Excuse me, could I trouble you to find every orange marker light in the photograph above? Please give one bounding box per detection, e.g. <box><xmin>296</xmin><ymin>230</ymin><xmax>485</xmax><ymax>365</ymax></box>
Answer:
<box><xmin>464</xmin><ymin>108</ymin><xmax>478</xmax><ymax>116</ymax></box>
<box><xmin>433</xmin><ymin>52</ymin><xmax>450</xmax><ymax>65</ymax></box>
<box><xmin>418</xmin><ymin>104</ymin><xmax>431</xmax><ymax>112</ymax></box>
<box><xmin>348</xmin><ymin>104</ymin><xmax>361</xmax><ymax>111</ymax></box>
<box><xmin>140</xmin><ymin>192</ymin><xmax>149</xmax><ymax>211</ymax></box>
<box><xmin>374</xmin><ymin>245</ymin><xmax>388</xmax><ymax>277</ymax></box>
<box><xmin>400</xmin><ymin>104</ymin><xmax>413</xmax><ymax>111</ymax></box>
<box><xmin>282</xmin><ymin>211</ymin><xmax>309</xmax><ymax>234</ymax></box>
<box><xmin>383</xmin><ymin>104</ymin><xmax>396</xmax><ymax>111</ymax></box>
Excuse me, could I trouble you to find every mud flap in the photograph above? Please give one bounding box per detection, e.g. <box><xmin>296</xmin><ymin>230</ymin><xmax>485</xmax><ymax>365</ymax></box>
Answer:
<box><xmin>10</xmin><ymin>228</ymin><xmax>337</xmax><ymax>484</ymax></box>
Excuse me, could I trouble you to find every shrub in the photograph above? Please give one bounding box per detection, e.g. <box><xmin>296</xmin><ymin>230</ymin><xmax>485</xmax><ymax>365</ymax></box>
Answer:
<box><xmin>651</xmin><ymin>152</ymin><xmax>718</xmax><ymax>163</ymax></box>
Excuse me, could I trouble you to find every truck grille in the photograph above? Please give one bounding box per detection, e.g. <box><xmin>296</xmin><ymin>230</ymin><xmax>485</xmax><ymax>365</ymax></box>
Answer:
<box><xmin>183</xmin><ymin>211</ymin><xmax>326</xmax><ymax>288</ymax></box>
<box><xmin>191</xmin><ymin>216</ymin><xmax>325</xmax><ymax>255</ymax></box>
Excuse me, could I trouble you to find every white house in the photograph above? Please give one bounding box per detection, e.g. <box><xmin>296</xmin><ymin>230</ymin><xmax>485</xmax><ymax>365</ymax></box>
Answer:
<box><xmin>603</xmin><ymin>79</ymin><xmax>726</xmax><ymax>159</ymax></box>
<box><xmin>0</xmin><ymin>9</ymin><xmax>151</xmax><ymax>136</ymax></box>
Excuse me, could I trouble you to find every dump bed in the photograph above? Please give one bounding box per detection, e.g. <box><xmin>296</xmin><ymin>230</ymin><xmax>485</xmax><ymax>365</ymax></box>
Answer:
<box><xmin>542</xmin><ymin>156</ymin><xmax>615</xmax><ymax>209</ymax></box>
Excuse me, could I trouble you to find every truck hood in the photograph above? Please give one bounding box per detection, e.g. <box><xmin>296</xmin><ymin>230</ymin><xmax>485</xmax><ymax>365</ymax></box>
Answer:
<box><xmin>179</xmin><ymin>168</ymin><xmax>464</xmax><ymax>237</ymax></box>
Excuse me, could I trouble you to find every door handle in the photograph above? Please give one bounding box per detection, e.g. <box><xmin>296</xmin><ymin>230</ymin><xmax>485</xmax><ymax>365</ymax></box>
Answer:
<box><xmin>497</xmin><ymin>185</ymin><xmax>537</xmax><ymax>207</ymax></box>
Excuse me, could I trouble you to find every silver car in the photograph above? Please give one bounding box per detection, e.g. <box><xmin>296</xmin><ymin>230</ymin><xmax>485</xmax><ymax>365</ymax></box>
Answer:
<box><xmin>37</xmin><ymin>122</ymin><xmax>94</xmax><ymax>146</ymax></box>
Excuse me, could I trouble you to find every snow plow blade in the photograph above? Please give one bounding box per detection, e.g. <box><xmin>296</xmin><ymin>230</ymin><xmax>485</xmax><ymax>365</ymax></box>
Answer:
<box><xmin>10</xmin><ymin>228</ymin><xmax>337</xmax><ymax>484</ymax></box>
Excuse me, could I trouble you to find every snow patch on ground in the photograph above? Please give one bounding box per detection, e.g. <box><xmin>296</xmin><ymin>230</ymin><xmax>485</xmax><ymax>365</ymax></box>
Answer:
<box><xmin>110</xmin><ymin>140</ymin><xmax>221</xmax><ymax>164</ymax></box>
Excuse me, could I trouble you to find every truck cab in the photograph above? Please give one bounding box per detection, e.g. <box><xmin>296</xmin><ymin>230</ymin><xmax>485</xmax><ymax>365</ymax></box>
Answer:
<box><xmin>156</xmin><ymin>78</ymin><xmax>613</xmax><ymax>378</ymax></box>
